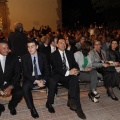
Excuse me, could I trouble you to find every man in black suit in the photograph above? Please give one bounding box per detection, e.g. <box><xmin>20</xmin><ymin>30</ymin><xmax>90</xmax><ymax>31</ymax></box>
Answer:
<box><xmin>22</xmin><ymin>39</ymin><xmax>49</xmax><ymax>118</ymax></box>
<box><xmin>39</xmin><ymin>36</ymin><xmax>57</xmax><ymax>76</ymax></box>
<box><xmin>46</xmin><ymin>38</ymin><xmax>86</xmax><ymax>119</ymax></box>
<box><xmin>49</xmin><ymin>36</ymin><xmax>57</xmax><ymax>53</ymax></box>
<box><xmin>0</xmin><ymin>40</ymin><xmax>23</xmax><ymax>116</ymax></box>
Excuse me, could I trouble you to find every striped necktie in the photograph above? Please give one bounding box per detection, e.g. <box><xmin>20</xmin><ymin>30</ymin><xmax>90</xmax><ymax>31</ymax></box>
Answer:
<box><xmin>62</xmin><ymin>53</ymin><xmax>67</xmax><ymax>70</ymax></box>
<box><xmin>33</xmin><ymin>57</ymin><xmax>38</xmax><ymax>79</ymax></box>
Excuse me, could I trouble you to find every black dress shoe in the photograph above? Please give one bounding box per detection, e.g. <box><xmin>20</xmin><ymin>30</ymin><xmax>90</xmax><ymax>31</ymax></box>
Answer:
<box><xmin>107</xmin><ymin>90</ymin><xmax>118</xmax><ymax>101</ymax></box>
<box><xmin>67</xmin><ymin>99</ymin><xmax>77</xmax><ymax>110</ymax></box>
<box><xmin>8</xmin><ymin>104</ymin><xmax>17</xmax><ymax>115</ymax></box>
<box><xmin>9</xmin><ymin>108</ymin><xmax>17</xmax><ymax>115</ymax></box>
<box><xmin>46</xmin><ymin>102</ymin><xmax>55</xmax><ymax>113</ymax></box>
<box><xmin>30</xmin><ymin>108</ymin><xmax>39</xmax><ymax>119</ymax></box>
<box><xmin>75</xmin><ymin>107</ymin><xmax>86</xmax><ymax>120</ymax></box>
<box><xmin>0</xmin><ymin>104</ymin><xmax>5</xmax><ymax>116</ymax></box>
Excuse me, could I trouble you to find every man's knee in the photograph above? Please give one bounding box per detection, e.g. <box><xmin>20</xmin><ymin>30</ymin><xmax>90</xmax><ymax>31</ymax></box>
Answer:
<box><xmin>48</xmin><ymin>77</ymin><xmax>58</xmax><ymax>88</ymax></box>
<box><xmin>91</xmin><ymin>69</ymin><xmax>97</xmax><ymax>74</ymax></box>
<box><xmin>71</xmin><ymin>75</ymin><xmax>79</xmax><ymax>82</ymax></box>
<box><xmin>22</xmin><ymin>82</ymin><xmax>32</xmax><ymax>92</ymax></box>
<box><xmin>13</xmin><ymin>86</ymin><xmax>23</xmax><ymax>98</ymax></box>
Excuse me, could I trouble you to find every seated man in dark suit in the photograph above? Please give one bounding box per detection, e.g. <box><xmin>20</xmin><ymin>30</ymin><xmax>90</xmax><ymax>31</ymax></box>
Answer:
<box><xmin>0</xmin><ymin>40</ymin><xmax>23</xmax><ymax>116</ymax></box>
<box><xmin>22</xmin><ymin>38</ymin><xmax>49</xmax><ymax>119</ymax></box>
<box><xmin>46</xmin><ymin>38</ymin><xmax>86</xmax><ymax>119</ymax></box>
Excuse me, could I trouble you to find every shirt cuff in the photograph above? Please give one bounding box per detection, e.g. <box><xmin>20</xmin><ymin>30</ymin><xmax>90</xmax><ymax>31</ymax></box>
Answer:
<box><xmin>65</xmin><ymin>70</ymin><xmax>69</xmax><ymax>76</ymax></box>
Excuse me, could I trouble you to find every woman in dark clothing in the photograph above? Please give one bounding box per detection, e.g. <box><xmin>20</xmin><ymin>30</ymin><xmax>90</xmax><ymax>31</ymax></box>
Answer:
<box><xmin>66</xmin><ymin>36</ymin><xmax>77</xmax><ymax>54</ymax></box>
<box><xmin>106</xmin><ymin>39</ymin><xmax>120</xmax><ymax>63</ymax></box>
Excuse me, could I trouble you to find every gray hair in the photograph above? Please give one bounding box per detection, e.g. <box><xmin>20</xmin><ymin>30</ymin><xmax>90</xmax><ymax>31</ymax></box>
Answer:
<box><xmin>14</xmin><ymin>22</ymin><xmax>23</xmax><ymax>31</ymax></box>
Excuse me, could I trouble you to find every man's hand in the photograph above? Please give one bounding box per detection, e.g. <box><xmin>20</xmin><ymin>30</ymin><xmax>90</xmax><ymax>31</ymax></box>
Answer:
<box><xmin>69</xmin><ymin>68</ymin><xmax>79</xmax><ymax>76</ymax></box>
<box><xmin>114</xmin><ymin>62</ymin><xmax>120</xmax><ymax>67</ymax></box>
<box><xmin>35</xmin><ymin>80</ymin><xmax>45</xmax><ymax>87</ymax></box>
<box><xmin>4</xmin><ymin>86</ymin><xmax>13</xmax><ymax>96</ymax></box>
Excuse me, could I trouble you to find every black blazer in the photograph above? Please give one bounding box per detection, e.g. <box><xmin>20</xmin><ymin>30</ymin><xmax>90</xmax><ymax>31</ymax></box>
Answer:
<box><xmin>8</xmin><ymin>31</ymin><xmax>28</xmax><ymax>57</ymax></box>
<box><xmin>0</xmin><ymin>53</ymin><xmax>21</xmax><ymax>89</ymax></box>
<box><xmin>39</xmin><ymin>44</ymin><xmax>51</xmax><ymax>64</ymax></box>
<box><xmin>106</xmin><ymin>49</ymin><xmax>120</xmax><ymax>62</ymax></box>
<box><xmin>50</xmin><ymin>50</ymin><xmax>79</xmax><ymax>77</ymax></box>
<box><xmin>66</xmin><ymin>45</ymin><xmax>77</xmax><ymax>54</ymax></box>
<box><xmin>22</xmin><ymin>52</ymin><xmax>49</xmax><ymax>83</ymax></box>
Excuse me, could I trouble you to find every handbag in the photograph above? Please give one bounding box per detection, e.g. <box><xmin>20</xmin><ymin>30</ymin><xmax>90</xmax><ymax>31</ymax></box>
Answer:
<box><xmin>103</xmin><ymin>66</ymin><xmax>116</xmax><ymax>72</ymax></box>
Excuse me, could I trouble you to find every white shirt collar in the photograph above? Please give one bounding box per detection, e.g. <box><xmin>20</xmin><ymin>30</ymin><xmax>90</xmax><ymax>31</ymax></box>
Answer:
<box><xmin>58</xmin><ymin>49</ymin><xmax>65</xmax><ymax>54</ymax></box>
<box><xmin>51</xmin><ymin>45</ymin><xmax>55</xmax><ymax>49</ymax></box>
<box><xmin>44</xmin><ymin>44</ymin><xmax>48</xmax><ymax>47</ymax></box>
<box><xmin>31</xmin><ymin>52</ymin><xmax>37</xmax><ymax>58</ymax></box>
<box><xmin>0</xmin><ymin>54</ymin><xmax>6</xmax><ymax>60</ymax></box>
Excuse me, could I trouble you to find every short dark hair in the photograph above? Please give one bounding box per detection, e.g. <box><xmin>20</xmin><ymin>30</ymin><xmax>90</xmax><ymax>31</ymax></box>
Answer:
<box><xmin>67</xmin><ymin>36</ymin><xmax>76</xmax><ymax>46</ymax></box>
<box><xmin>109</xmin><ymin>39</ymin><xmax>119</xmax><ymax>51</ymax></box>
<box><xmin>49</xmin><ymin>36</ymin><xmax>58</xmax><ymax>44</ymax></box>
<box><xmin>81</xmin><ymin>41</ymin><xmax>91</xmax><ymax>56</ymax></box>
<box><xmin>27</xmin><ymin>38</ymin><xmax>39</xmax><ymax>46</ymax></box>
<box><xmin>0</xmin><ymin>39</ymin><xmax>8</xmax><ymax>44</ymax></box>
<box><xmin>57</xmin><ymin>37</ymin><xmax>65</xmax><ymax>43</ymax></box>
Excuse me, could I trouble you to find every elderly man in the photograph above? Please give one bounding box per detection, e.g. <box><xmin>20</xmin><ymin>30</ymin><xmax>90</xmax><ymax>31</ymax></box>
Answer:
<box><xmin>0</xmin><ymin>40</ymin><xmax>23</xmax><ymax>116</ymax></box>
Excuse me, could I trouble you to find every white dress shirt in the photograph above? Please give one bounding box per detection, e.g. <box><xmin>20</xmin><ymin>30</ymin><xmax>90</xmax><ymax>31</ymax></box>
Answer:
<box><xmin>58</xmin><ymin>50</ymin><xmax>70</xmax><ymax>76</ymax></box>
<box><xmin>50</xmin><ymin>45</ymin><xmax>56</xmax><ymax>53</ymax></box>
<box><xmin>0</xmin><ymin>54</ymin><xmax>6</xmax><ymax>73</ymax></box>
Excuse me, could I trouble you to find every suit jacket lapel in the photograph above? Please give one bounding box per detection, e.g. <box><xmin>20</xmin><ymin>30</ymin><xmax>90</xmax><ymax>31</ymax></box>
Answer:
<box><xmin>28</xmin><ymin>54</ymin><xmax>33</xmax><ymax>73</ymax></box>
<box><xmin>56</xmin><ymin>50</ymin><xmax>63</xmax><ymax>66</ymax></box>
<box><xmin>0</xmin><ymin>61</ymin><xmax>3</xmax><ymax>74</ymax></box>
<box><xmin>4</xmin><ymin>55</ymin><xmax>10</xmax><ymax>74</ymax></box>
<box><xmin>65</xmin><ymin>51</ymin><xmax>71</xmax><ymax>68</ymax></box>
<box><xmin>37</xmin><ymin>53</ymin><xmax>42</xmax><ymax>72</ymax></box>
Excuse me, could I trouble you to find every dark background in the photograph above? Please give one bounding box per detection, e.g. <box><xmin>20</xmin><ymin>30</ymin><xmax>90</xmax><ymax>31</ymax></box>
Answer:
<box><xmin>62</xmin><ymin>0</ymin><xmax>120</xmax><ymax>28</ymax></box>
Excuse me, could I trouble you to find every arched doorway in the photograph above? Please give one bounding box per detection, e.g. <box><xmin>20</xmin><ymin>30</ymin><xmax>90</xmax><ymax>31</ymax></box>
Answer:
<box><xmin>0</xmin><ymin>0</ymin><xmax>10</xmax><ymax>38</ymax></box>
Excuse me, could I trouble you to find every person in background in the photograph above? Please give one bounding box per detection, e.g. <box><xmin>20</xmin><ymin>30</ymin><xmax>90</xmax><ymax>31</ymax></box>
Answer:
<box><xmin>8</xmin><ymin>22</ymin><xmax>28</xmax><ymax>57</ymax></box>
<box><xmin>75</xmin><ymin>36</ymin><xmax>85</xmax><ymax>50</ymax></box>
<box><xmin>106</xmin><ymin>39</ymin><xmax>120</xmax><ymax>63</ymax></box>
<box><xmin>66</xmin><ymin>36</ymin><xmax>77</xmax><ymax>54</ymax></box>
<box><xmin>101</xmin><ymin>36</ymin><xmax>111</xmax><ymax>52</ymax></box>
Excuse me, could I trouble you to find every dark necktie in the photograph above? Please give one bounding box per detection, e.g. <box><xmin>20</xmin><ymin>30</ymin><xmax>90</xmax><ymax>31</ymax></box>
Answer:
<box><xmin>33</xmin><ymin>57</ymin><xmax>38</xmax><ymax>79</ymax></box>
<box><xmin>62</xmin><ymin>53</ymin><xmax>67</xmax><ymax>70</ymax></box>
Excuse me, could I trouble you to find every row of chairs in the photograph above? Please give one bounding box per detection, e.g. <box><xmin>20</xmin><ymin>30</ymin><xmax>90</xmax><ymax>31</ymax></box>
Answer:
<box><xmin>31</xmin><ymin>77</ymin><xmax>104</xmax><ymax>100</ymax></box>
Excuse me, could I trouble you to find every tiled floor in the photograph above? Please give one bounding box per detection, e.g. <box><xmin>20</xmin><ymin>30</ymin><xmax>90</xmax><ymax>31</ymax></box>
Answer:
<box><xmin>0</xmin><ymin>82</ymin><xmax>120</xmax><ymax>120</ymax></box>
